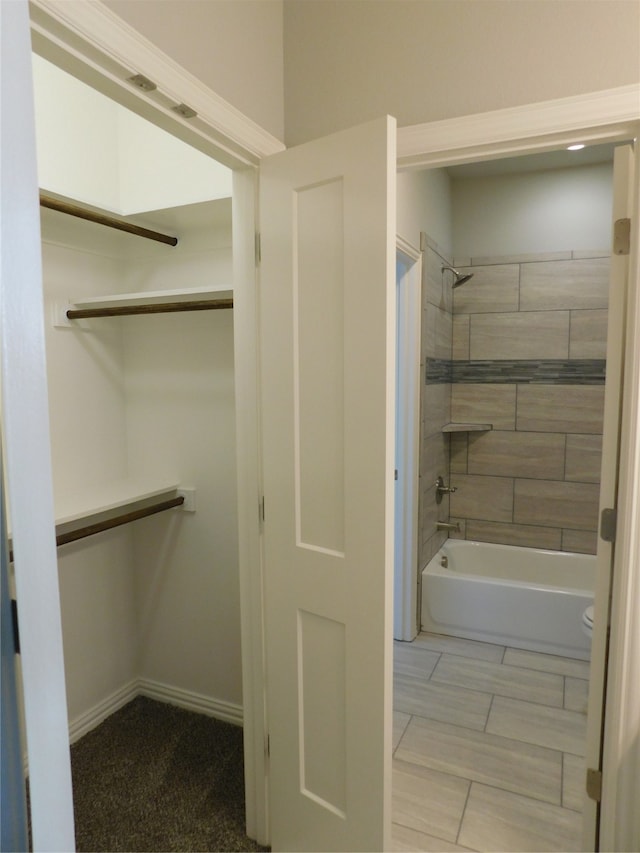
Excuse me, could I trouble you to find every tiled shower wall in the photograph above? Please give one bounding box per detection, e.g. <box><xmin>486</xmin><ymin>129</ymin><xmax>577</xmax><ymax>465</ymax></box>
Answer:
<box><xmin>419</xmin><ymin>235</ymin><xmax>453</xmax><ymax>569</ymax></box>
<box><xmin>446</xmin><ymin>250</ymin><xmax>609</xmax><ymax>555</ymax></box>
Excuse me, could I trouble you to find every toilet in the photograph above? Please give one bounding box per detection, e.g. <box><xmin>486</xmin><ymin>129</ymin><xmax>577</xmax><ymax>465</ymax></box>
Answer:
<box><xmin>582</xmin><ymin>605</ymin><xmax>594</xmax><ymax>639</ymax></box>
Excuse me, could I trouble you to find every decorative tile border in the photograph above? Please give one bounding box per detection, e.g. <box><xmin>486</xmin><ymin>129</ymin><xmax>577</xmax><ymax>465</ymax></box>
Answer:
<box><xmin>426</xmin><ymin>358</ymin><xmax>606</xmax><ymax>385</ymax></box>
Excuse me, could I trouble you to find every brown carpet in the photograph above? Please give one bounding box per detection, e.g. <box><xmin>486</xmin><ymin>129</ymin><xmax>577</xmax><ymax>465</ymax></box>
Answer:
<box><xmin>70</xmin><ymin>696</ymin><xmax>268</xmax><ymax>852</ymax></box>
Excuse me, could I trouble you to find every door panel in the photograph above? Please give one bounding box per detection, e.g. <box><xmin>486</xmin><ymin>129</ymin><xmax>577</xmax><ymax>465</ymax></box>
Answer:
<box><xmin>259</xmin><ymin>116</ymin><xmax>396</xmax><ymax>851</ymax></box>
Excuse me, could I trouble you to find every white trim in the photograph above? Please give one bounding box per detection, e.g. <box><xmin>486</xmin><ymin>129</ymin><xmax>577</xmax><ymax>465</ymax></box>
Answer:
<box><xmin>138</xmin><ymin>679</ymin><xmax>244</xmax><ymax>727</ymax></box>
<box><xmin>29</xmin><ymin>0</ymin><xmax>285</xmax><ymax>169</ymax></box>
<box><xmin>67</xmin><ymin>678</ymin><xmax>243</xmax><ymax>748</ymax></box>
<box><xmin>68</xmin><ymin>680</ymin><xmax>139</xmax><ymax>744</ymax></box>
<box><xmin>393</xmin><ymin>236</ymin><xmax>422</xmax><ymax>641</ymax></box>
<box><xmin>397</xmin><ymin>85</ymin><xmax>640</xmax><ymax>169</ymax></box>
<box><xmin>600</xmin><ymin>142</ymin><xmax>640</xmax><ymax>853</ymax></box>
<box><xmin>1</xmin><ymin>2</ymin><xmax>75</xmax><ymax>849</ymax></box>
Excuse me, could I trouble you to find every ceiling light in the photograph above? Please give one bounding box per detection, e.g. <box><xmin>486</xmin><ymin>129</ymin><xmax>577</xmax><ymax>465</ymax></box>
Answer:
<box><xmin>567</xmin><ymin>144</ymin><xmax>585</xmax><ymax>151</ymax></box>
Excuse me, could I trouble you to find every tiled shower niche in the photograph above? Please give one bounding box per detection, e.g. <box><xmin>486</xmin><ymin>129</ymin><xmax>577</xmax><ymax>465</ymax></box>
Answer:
<box><xmin>445</xmin><ymin>250</ymin><xmax>609</xmax><ymax>555</ymax></box>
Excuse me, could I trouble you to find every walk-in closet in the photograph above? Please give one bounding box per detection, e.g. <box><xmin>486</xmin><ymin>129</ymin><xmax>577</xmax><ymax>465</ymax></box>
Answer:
<box><xmin>33</xmin><ymin>53</ymin><xmax>248</xmax><ymax>847</ymax></box>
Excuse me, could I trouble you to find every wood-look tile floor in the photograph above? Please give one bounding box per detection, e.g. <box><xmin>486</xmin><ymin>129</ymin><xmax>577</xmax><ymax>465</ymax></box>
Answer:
<box><xmin>392</xmin><ymin>632</ymin><xmax>589</xmax><ymax>852</ymax></box>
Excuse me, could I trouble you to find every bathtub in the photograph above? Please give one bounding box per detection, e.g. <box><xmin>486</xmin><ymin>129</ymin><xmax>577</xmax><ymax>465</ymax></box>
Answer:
<box><xmin>421</xmin><ymin>539</ymin><xmax>596</xmax><ymax>660</ymax></box>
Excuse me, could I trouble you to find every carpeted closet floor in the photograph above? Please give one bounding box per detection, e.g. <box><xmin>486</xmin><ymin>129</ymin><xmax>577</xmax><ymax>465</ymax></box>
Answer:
<box><xmin>70</xmin><ymin>696</ymin><xmax>268</xmax><ymax>852</ymax></box>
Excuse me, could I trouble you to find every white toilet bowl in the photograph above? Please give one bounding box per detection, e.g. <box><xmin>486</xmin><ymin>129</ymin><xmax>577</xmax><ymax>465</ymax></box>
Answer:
<box><xmin>582</xmin><ymin>605</ymin><xmax>594</xmax><ymax>639</ymax></box>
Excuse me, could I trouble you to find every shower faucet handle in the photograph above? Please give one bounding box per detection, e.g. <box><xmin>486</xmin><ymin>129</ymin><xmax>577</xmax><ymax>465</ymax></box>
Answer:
<box><xmin>435</xmin><ymin>476</ymin><xmax>457</xmax><ymax>504</ymax></box>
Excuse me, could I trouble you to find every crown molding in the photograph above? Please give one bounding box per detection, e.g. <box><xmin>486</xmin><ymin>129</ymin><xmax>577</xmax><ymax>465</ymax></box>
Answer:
<box><xmin>398</xmin><ymin>85</ymin><xmax>640</xmax><ymax>170</ymax></box>
<box><xmin>29</xmin><ymin>0</ymin><xmax>285</xmax><ymax>168</ymax></box>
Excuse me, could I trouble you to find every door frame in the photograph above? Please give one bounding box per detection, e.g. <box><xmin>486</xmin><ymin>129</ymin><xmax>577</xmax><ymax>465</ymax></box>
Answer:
<box><xmin>22</xmin><ymin>2</ymin><xmax>640</xmax><ymax>848</ymax></box>
<box><xmin>394</xmin><ymin>237</ymin><xmax>422</xmax><ymax>641</ymax></box>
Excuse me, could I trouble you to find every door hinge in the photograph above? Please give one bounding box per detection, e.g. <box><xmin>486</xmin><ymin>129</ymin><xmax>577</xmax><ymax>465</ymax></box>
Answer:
<box><xmin>600</xmin><ymin>507</ymin><xmax>617</xmax><ymax>543</ymax></box>
<box><xmin>419</xmin><ymin>231</ymin><xmax>427</xmax><ymax>252</ymax></box>
<box><xmin>394</xmin><ymin>469</ymin><xmax>398</xmax><ymax>481</ymax></box>
<box><xmin>255</xmin><ymin>232</ymin><xmax>261</xmax><ymax>265</ymax></box>
<box><xmin>259</xmin><ymin>496</ymin><xmax>265</xmax><ymax>525</ymax></box>
<box><xmin>11</xmin><ymin>599</ymin><xmax>20</xmax><ymax>654</ymax></box>
<box><xmin>265</xmin><ymin>734</ymin><xmax>270</xmax><ymax>758</ymax></box>
<box><xmin>586</xmin><ymin>767</ymin><xmax>602</xmax><ymax>802</ymax></box>
<box><xmin>613</xmin><ymin>218</ymin><xmax>631</xmax><ymax>256</ymax></box>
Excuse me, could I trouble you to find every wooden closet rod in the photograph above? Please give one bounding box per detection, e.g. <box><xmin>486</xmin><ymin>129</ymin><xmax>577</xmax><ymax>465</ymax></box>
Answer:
<box><xmin>8</xmin><ymin>496</ymin><xmax>184</xmax><ymax>562</ymax></box>
<box><xmin>67</xmin><ymin>299</ymin><xmax>234</xmax><ymax>320</ymax></box>
<box><xmin>40</xmin><ymin>193</ymin><xmax>179</xmax><ymax>247</ymax></box>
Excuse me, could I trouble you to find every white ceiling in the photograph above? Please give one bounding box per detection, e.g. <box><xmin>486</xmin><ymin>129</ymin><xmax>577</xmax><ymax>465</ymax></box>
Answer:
<box><xmin>447</xmin><ymin>142</ymin><xmax>618</xmax><ymax>179</ymax></box>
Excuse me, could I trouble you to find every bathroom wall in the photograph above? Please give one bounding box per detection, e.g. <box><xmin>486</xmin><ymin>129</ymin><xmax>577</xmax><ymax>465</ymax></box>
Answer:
<box><xmin>448</xmin><ymin>250</ymin><xmax>609</xmax><ymax>554</ymax></box>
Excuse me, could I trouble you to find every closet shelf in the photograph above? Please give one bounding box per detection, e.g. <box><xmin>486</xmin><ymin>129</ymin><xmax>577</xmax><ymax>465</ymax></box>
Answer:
<box><xmin>9</xmin><ymin>482</ymin><xmax>189</xmax><ymax>562</ymax></box>
<box><xmin>61</xmin><ymin>287</ymin><xmax>233</xmax><ymax>321</ymax></box>
<box><xmin>442</xmin><ymin>423</ymin><xmax>493</xmax><ymax>433</ymax></box>
<box><xmin>40</xmin><ymin>193</ymin><xmax>179</xmax><ymax>247</ymax></box>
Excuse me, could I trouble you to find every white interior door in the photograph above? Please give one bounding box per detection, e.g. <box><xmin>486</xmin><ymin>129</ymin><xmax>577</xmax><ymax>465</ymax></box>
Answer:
<box><xmin>259</xmin><ymin>116</ymin><xmax>396</xmax><ymax>852</ymax></box>
<box><xmin>583</xmin><ymin>142</ymin><xmax>636</xmax><ymax>849</ymax></box>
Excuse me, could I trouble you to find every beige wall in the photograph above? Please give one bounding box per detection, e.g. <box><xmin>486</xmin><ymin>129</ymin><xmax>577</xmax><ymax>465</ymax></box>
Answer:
<box><xmin>283</xmin><ymin>0</ymin><xmax>640</xmax><ymax>145</ymax></box>
<box><xmin>102</xmin><ymin>0</ymin><xmax>285</xmax><ymax>141</ymax></box>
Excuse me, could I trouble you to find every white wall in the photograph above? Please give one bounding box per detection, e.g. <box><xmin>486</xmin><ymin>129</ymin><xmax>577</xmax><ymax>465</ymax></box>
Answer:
<box><xmin>102</xmin><ymin>0</ymin><xmax>285</xmax><ymax>142</ymax></box>
<box><xmin>41</xmin><ymin>201</ymin><xmax>241</xmax><ymax>722</ymax></box>
<box><xmin>451</xmin><ymin>163</ymin><xmax>613</xmax><ymax>258</ymax></box>
<box><xmin>397</xmin><ymin>168</ymin><xmax>452</xmax><ymax>257</ymax></box>
<box><xmin>283</xmin><ymin>0</ymin><xmax>640</xmax><ymax>146</ymax></box>
<box><xmin>33</xmin><ymin>55</ymin><xmax>232</xmax><ymax>215</ymax></box>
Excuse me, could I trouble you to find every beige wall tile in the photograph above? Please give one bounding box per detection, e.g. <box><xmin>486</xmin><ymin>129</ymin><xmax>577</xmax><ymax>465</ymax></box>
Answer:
<box><xmin>421</xmin><ymin>431</ymin><xmax>450</xmax><ymax>482</ymax></box>
<box><xmin>516</xmin><ymin>385</ymin><xmax>604</xmax><ymax>434</ymax></box>
<box><xmin>470</xmin><ymin>312</ymin><xmax>569</xmax><ymax>360</ymax></box>
<box><xmin>451</xmin><ymin>384</ymin><xmax>516</xmax><ymax>430</ymax></box>
<box><xmin>565</xmin><ymin>434</ymin><xmax>602</xmax><ymax>483</ymax></box>
<box><xmin>452</xmin><ymin>315</ymin><xmax>470</xmax><ymax>360</ymax></box>
<box><xmin>520</xmin><ymin>258</ymin><xmax>610</xmax><ymax>311</ymax></box>
<box><xmin>569</xmin><ymin>309</ymin><xmax>608</xmax><ymax>359</ymax></box>
<box><xmin>472</xmin><ymin>251</ymin><xmax>572</xmax><ymax>265</ymax></box>
<box><xmin>562</xmin><ymin>529</ymin><xmax>598</xmax><ymax>555</ymax></box>
<box><xmin>450</xmin><ymin>474</ymin><xmax>514</xmax><ymax>523</ymax></box>
<box><xmin>572</xmin><ymin>250</ymin><xmax>610</xmax><ymax>260</ymax></box>
<box><xmin>423</xmin><ymin>303</ymin><xmax>453</xmax><ymax>360</ymax></box>
<box><xmin>449</xmin><ymin>433</ymin><xmax>468</xmax><ymax>473</ymax></box>
<box><xmin>465</xmin><ymin>520</ymin><xmax>562</xmax><ymax>550</ymax></box>
<box><xmin>423</xmin><ymin>383</ymin><xmax>451</xmax><ymax>438</ymax></box>
<box><xmin>514</xmin><ymin>480</ymin><xmax>600</xmax><ymax>531</ymax></box>
<box><xmin>424</xmin><ymin>247</ymin><xmax>446</xmax><ymax>308</ymax></box>
<box><xmin>452</xmin><ymin>264</ymin><xmax>519</xmax><ymax>315</ymax></box>
<box><xmin>468</xmin><ymin>431</ymin><xmax>565</xmax><ymax>479</ymax></box>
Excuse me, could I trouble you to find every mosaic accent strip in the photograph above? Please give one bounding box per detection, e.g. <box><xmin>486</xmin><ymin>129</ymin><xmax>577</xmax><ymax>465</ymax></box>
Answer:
<box><xmin>426</xmin><ymin>359</ymin><xmax>606</xmax><ymax>385</ymax></box>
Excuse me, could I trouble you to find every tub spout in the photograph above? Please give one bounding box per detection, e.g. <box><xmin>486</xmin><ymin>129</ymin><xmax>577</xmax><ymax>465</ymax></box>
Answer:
<box><xmin>436</xmin><ymin>521</ymin><xmax>460</xmax><ymax>532</ymax></box>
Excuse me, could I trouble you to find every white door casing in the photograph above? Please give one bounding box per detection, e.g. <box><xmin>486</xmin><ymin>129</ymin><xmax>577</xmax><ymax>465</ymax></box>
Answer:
<box><xmin>394</xmin><ymin>238</ymin><xmax>422</xmax><ymax>641</ymax></box>
<box><xmin>0</xmin><ymin>1</ymin><xmax>75</xmax><ymax>849</ymax></box>
<box><xmin>583</xmin><ymin>143</ymin><xmax>635</xmax><ymax>849</ymax></box>
<box><xmin>259</xmin><ymin>116</ymin><xmax>396</xmax><ymax>852</ymax></box>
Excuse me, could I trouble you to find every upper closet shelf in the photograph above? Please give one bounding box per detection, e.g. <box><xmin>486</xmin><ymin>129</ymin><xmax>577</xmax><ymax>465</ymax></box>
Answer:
<box><xmin>57</xmin><ymin>287</ymin><xmax>233</xmax><ymax>323</ymax></box>
<box><xmin>54</xmin><ymin>480</ymin><xmax>184</xmax><ymax>527</ymax></box>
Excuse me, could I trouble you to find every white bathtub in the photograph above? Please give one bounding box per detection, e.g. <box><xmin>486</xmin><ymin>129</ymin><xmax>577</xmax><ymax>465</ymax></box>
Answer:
<box><xmin>421</xmin><ymin>539</ymin><xmax>596</xmax><ymax>660</ymax></box>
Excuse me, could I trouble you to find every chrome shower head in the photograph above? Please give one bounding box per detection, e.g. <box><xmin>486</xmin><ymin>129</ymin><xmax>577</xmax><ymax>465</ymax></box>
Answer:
<box><xmin>442</xmin><ymin>265</ymin><xmax>474</xmax><ymax>288</ymax></box>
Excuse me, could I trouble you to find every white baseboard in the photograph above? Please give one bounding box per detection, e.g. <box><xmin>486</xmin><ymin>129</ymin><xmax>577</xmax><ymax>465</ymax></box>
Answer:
<box><xmin>138</xmin><ymin>678</ymin><xmax>244</xmax><ymax>727</ymax></box>
<box><xmin>67</xmin><ymin>679</ymin><xmax>243</xmax><ymax>746</ymax></box>
<box><xmin>68</xmin><ymin>679</ymin><xmax>139</xmax><ymax>744</ymax></box>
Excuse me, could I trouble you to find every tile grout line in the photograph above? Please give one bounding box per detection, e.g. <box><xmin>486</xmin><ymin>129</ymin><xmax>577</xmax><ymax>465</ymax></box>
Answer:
<box><xmin>455</xmin><ymin>779</ymin><xmax>474</xmax><ymax>848</ymax></box>
<box><xmin>484</xmin><ymin>693</ymin><xmax>496</xmax><ymax>732</ymax></box>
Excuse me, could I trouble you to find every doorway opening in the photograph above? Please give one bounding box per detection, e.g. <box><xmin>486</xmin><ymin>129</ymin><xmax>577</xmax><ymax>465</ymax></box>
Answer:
<box><xmin>392</xmin><ymin>141</ymin><xmax>629</xmax><ymax>851</ymax></box>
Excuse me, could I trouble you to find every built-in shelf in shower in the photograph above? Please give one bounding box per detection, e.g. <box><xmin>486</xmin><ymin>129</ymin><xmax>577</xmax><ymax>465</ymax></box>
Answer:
<box><xmin>442</xmin><ymin>423</ymin><xmax>493</xmax><ymax>432</ymax></box>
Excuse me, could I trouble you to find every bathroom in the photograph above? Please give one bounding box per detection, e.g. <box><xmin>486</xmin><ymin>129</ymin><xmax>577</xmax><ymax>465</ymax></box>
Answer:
<box><xmin>392</xmin><ymin>143</ymin><xmax>618</xmax><ymax>851</ymax></box>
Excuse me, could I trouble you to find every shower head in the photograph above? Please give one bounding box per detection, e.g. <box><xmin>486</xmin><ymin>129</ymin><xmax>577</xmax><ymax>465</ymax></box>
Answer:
<box><xmin>442</xmin><ymin>265</ymin><xmax>474</xmax><ymax>288</ymax></box>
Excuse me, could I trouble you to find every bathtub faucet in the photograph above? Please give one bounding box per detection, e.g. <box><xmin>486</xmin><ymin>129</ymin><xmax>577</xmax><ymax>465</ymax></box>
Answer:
<box><xmin>436</xmin><ymin>521</ymin><xmax>460</xmax><ymax>532</ymax></box>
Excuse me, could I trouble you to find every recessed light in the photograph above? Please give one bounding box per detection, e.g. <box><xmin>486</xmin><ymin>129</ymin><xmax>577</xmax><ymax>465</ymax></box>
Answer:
<box><xmin>567</xmin><ymin>144</ymin><xmax>585</xmax><ymax>151</ymax></box>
